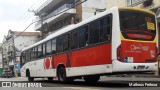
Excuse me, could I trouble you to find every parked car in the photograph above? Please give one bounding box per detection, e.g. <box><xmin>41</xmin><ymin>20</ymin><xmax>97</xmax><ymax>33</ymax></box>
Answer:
<box><xmin>1</xmin><ymin>70</ymin><xmax>13</xmax><ymax>78</ymax></box>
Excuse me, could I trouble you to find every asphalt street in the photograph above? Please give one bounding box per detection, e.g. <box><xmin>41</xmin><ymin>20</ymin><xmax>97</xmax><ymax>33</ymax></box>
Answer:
<box><xmin>0</xmin><ymin>76</ymin><xmax>160</xmax><ymax>90</ymax></box>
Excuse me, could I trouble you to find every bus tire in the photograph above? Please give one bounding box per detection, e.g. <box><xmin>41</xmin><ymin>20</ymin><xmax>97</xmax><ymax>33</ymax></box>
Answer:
<box><xmin>57</xmin><ymin>67</ymin><xmax>67</xmax><ymax>82</ymax></box>
<box><xmin>57</xmin><ymin>67</ymin><xmax>74</xmax><ymax>83</ymax></box>
<box><xmin>27</xmin><ymin>70</ymin><xmax>34</xmax><ymax>82</ymax></box>
<box><xmin>84</xmin><ymin>75</ymin><xmax>100</xmax><ymax>83</ymax></box>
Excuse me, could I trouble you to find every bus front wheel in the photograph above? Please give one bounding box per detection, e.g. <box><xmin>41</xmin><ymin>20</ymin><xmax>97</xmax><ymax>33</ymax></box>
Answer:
<box><xmin>27</xmin><ymin>70</ymin><xmax>34</xmax><ymax>82</ymax></box>
<box><xmin>84</xmin><ymin>75</ymin><xmax>100</xmax><ymax>83</ymax></box>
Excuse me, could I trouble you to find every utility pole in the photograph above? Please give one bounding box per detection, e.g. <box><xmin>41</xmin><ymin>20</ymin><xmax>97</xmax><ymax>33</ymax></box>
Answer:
<box><xmin>28</xmin><ymin>9</ymin><xmax>45</xmax><ymax>39</ymax></box>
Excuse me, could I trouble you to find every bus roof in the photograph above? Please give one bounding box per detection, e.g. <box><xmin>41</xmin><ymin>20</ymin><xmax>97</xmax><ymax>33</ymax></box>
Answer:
<box><xmin>118</xmin><ymin>7</ymin><xmax>155</xmax><ymax>15</ymax></box>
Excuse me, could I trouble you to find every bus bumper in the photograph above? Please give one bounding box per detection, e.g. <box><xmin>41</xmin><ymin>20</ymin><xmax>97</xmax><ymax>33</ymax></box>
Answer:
<box><xmin>112</xmin><ymin>59</ymin><xmax>158</xmax><ymax>73</ymax></box>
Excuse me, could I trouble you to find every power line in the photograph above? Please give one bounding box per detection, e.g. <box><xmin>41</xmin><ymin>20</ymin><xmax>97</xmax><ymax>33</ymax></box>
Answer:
<box><xmin>11</xmin><ymin>0</ymin><xmax>46</xmax><ymax>31</ymax></box>
<box><xmin>13</xmin><ymin>20</ymin><xmax>41</xmax><ymax>40</ymax></box>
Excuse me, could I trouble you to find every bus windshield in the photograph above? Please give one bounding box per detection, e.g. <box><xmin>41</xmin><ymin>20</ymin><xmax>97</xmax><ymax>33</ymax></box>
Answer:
<box><xmin>119</xmin><ymin>10</ymin><xmax>156</xmax><ymax>41</ymax></box>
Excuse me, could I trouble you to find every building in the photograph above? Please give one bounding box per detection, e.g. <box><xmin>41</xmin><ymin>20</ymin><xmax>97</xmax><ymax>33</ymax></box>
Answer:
<box><xmin>2</xmin><ymin>30</ymin><xmax>41</xmax><ymax>76</ymax></box>
<box><xmin>34</xmin><ymin>0</ymin><xmax>107</xmax><ymax>38</ymax></box>
<box><xmin>106</xmin><ymin>0</ymin><xmax>127</xmax><ymax>9</ymax></box>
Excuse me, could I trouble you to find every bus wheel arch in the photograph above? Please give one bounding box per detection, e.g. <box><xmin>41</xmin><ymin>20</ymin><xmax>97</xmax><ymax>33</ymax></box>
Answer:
<box><xmin>56</xmin><ymin>64</ymin><xmax>66</xmax><ymax>82</ymax></box>
<box><xmin>26</xmin><ymin>69</ymin><xmax>30</xmax><ymax>77</ymax></box>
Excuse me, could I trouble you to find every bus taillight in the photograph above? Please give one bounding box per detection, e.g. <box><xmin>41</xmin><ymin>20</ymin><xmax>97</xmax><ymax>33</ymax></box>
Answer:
<box><xmin>117</xmin><ymin>45</ymin><xmax>122</xmax><ymax>61</ymax></box>
<box><xmin>155</xmin><ymin>46</ymin><xmax>158</xmax><ymax>61</ymax></box>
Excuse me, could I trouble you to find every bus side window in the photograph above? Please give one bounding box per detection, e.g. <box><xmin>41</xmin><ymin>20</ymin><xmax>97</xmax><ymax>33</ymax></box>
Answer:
<box><xmin>46</xmin><ymin>40</ymin><xmax>52</xmax><ymax>56</ymax></box>
<box><xmin>24</xmin><ymin>52</ymin><xmax>27</xmax><ymax>63</ymax></box>
<box><xmin>26</xmin><ymin>50</ymin><xmax>29</xmax><ymax>62</ymax></box>
<box><xmin>43</xmin><ymin>43</ymin><xmax>46</xmax><ymax>57</ymax></box>
<box><xmin>52</xmin><ymin>39</ymin><xmax>56</xmax><ymax>54</ymax></box>
<box><xmin>57</xmin><ymin>36</ymin><xmax>63</xmax><ymax>53</ymax></box>
<box><xmin>63</xmin><ymin>34</ymin><xmax>69</xmax><ymax>52</ymax></box>
<box><xmin>79</xmin><ymin>26</ymin><xmax>88</xmax><ymax>48</ymax></box>
<box><xmin>71</xmin><ymin>30</ymin><xmax>78</xmax><ymax>50</ymax></box>
<box><xmin>35</xmin><ymin>47</ymin><xmax>38</xmax><ymax>59</ymax></box>
<box><xmin>28</xmin><ymin>49</ymin><xmax>31</xmax><ymax>62</ymax></box>
<box><xmin>89</xmin><ymin>21</ymin><xmax>100</xmax><ymax>45</ymax></box>
<box><xmin>21</xmin><ymin>52</ymin><xmax>25</xmax><ymax>66</ymax></box>
<box><xmin>100</xmin><ymin>16</ymin><xmax>111</xmax><ymax>42</ymax></box>
<box><xmin>30</xmin><ymin>48</ymin><xmax>34</xmax><ymax>61</ymax></box>
<box><xmin>38</xmin><ymin>45</ymin><xmax>43</xmax><ymax>58</ymax></box>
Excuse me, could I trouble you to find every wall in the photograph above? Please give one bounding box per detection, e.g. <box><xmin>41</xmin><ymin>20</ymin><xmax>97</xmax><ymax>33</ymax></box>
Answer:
<box><xmin>14</xmin><ymin>36</ymin><xmax>38</xmax><ymax>52</ymax></box>
<box><xmin>81</xmin><ymin>0</ymin><xmax>107</xmax><ymax>20</ymax></box>
<box><xmin>106</xmin><ymin>0</ymin><xmax>127</xmax><ymax>9</ymax></box>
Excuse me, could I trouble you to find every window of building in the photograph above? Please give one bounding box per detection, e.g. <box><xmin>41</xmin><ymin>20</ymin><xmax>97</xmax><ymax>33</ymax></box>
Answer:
<box><xmin>127</xmin><ymin>0</ymin><xmax>143</xmax><ymax>6</ymax></box>
<box><xmin>52</xmin><ymin>39</ymin><xmax>56</xmax><ymax>54</ymax></box>
<box><xmin>89</xmin><ymin>21</ymin><xmax>100</xmax><ymax>44</ymax></box>
<box><xmin>71</xmin><ymin>30</ymin><xmax>78</xmax><ymax>49</ymax></box>
<box><xmin>46</xmin><ymin>40</ymin><xmax>52</xmax><ymax>55</ymax></box>
<box><xmin>100</xmin><ymin>16</ymin><xmax>112</xmax><ymax>42</ymax></box>
<box><xmin>127</xmin><ymin>0</ymin><xmax>131</xmax><ymax>6</ymax></box>
<box><xmin>63</xmin><ymin>34</ymin><xmax>69</xmax><ymax>51</ymax></box>
<box><xmin>57</xmin><ymin>36</ymin><xmax>63</xmax><ymax>53</ymax></box>
<box><xmin>79</xmin><ymin>26</ymin><xmax>88</xmax><ymax>48</ymax></box>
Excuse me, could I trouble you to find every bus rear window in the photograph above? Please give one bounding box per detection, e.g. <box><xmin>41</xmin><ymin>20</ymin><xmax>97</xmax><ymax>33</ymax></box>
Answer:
<box><xmin>119</xmin><ymin>10</ymin><xmax>156</xmax><ymax>41</ymax></box>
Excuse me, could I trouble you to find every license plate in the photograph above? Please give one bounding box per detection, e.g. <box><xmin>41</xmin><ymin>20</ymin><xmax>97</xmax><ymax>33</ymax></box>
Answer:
<box><xmin>137</xmin><ymin>66</ymin><xmax>145</xmax><ymax>70</ymax></box>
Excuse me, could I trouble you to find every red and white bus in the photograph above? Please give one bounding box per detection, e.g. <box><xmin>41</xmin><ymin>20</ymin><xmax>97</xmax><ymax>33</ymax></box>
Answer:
<box><xmin>20</xmin><ymin>7</ymin><xmax>158</xmax><ymax>82</ymax></box>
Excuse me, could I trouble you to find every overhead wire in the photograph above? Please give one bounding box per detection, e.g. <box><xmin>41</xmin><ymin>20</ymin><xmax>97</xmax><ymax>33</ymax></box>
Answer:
<box><xmin>2</xmin><ymin>0</ymin><xmax>46</xmax><ymax>46</ymax></box>
<box><xmin>11</xmin><ymin>0</ymin><xmax>45</xmax><ymax>31</ymax></box>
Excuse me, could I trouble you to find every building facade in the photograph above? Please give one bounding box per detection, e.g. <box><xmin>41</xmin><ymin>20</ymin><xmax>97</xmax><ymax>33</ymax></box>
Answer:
<box><xmin>34</xmin><ymin>0</ymin><xmax>108</xmax><ymax>38</ymax></box>
<box><xmin>2</xmin><ymin>30</ymin><xmax>41</xmax><ymax>76</ymax></box>
<box><xmin>106</xmin><ymin>0</ymin><xmax>127</xmax><ymax>9</ymax></box>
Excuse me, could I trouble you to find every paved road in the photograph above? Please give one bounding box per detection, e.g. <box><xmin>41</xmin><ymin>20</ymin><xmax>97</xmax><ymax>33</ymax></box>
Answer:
<box><xmin>0</xmin><ymin>76</ymin><xmax>160</xmax><ymax>90</ymax></box>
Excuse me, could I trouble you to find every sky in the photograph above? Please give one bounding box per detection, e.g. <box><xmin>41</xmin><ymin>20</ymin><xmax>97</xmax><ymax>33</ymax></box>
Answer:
<box><xmin>0</xmin><ymin>0</ymin><xmax>46</xmax><ymax>43</ymax></box>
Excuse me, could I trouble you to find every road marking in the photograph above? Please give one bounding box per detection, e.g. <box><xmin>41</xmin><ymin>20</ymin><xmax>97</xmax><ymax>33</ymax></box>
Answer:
<box><xmin>63</xmin><ymin>87</ymin><xmax>100</xmax><ymax>90</ymax></box>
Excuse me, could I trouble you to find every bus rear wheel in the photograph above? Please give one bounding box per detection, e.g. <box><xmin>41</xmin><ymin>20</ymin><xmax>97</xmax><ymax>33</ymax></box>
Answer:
<box><xmin>57</xmin><ymin>67</ymin><xmax>74</xmax><ymax>83</ymax></box>
<box><xmin>84</xmin><ymin>75</ymin><xmax>100</xmax><ymax>83</ymax></box>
